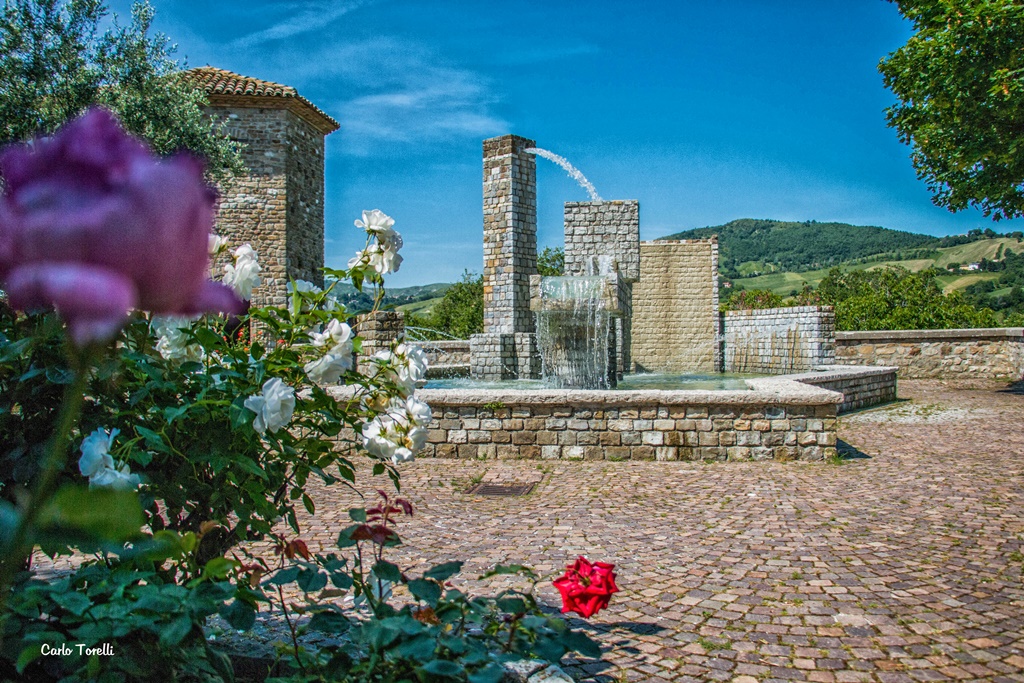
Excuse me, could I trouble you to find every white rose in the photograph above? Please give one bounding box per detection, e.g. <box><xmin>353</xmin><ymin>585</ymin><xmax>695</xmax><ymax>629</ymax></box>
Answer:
<box><xmin>404</xmin><ymin>395</ymin><xmax>433</xmax><ymax>427</ymax></box>
<box><xmin>361</xmin><ymin>416</ymin><xmax>397</xmax><ymax>460</ymax></box>
<box><xmin>223</xmin><ymin>244</ymin><xmax>262</xmax><ymax>300</ymax></box>
<box><xmin>354</xmin><ymin>209</ymin><xmax>402</xmax><ymax>252</ymax></box>
<box><xmin>244</xmin><ymin>377</ymin><xmax>296</xmax><ymax>435</ymax></box>
<box><xmin>90</xmin><ymin>463</ymin><xmax>142</xmax><ymax>490</ymax></box>
<box><xmin>152</xmin><ymin>317</ymin><xmax>205</xmax><ymax>364</ymax></box>
<box><xmin>208</xmin><ymin>234</ymin><xmax>229</xmax><ymax>256</ymax></box>
<box><xmin>79</xmin><ymin>427</ymin><xmax>119</xmax><ymax>477</ymax></box>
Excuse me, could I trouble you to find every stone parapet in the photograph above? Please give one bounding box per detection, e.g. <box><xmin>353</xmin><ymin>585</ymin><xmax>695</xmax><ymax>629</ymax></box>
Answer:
<box><xmin>724</xmin><ymin>306</ymin><xmax>836</xmax><ymax>374</ymax></box>
<box><xmin>469</xmin><ymin>333</ymin><xmax>539</xmax><ymax>381</ymax></box>
<box><xmin>835</xmin><ymin>328</ymin><xmax>1024</xmax><ymax>380</ymax></box>
<box><xmin>781</xmin><ymin>365</ymin><xmax>898</xmax><ymax>413</ymax></box>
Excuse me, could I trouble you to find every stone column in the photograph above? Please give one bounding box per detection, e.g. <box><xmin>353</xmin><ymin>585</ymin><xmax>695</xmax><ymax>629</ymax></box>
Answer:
<box><xmin>472</xmin><ymin>135</ymin><xmax>541</xmax><ymax>380</ymax></box>
<box><xmin>482</xmin><ymin>135</ymin><xmax>538</xmax><ymax>334</ymax></box>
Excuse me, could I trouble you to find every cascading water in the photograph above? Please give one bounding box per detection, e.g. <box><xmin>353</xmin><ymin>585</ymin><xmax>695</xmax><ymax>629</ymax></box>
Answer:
<box><xmin>524</xmin><ymin>147</ymin><xmax>603</xmax><ymax>202</ymax></box>
<box><xmin>534</xmin><ymin>276</ymin><xmax>615</xmax><ymax>389</ymax></box>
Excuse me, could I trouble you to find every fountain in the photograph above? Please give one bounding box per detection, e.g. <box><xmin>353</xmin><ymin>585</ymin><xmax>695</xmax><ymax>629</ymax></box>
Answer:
<box><xmin>377</xmin><ymin>135</ymin><xmax>899</xmax><ymax>462</ymax></box>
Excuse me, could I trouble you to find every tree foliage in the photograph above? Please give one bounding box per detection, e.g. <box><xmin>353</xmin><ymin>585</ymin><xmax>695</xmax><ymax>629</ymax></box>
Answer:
<box><xmin>416</xmin><ymin>271</ymin><xmax>483</xmax><ymax>339</ymax></box>
<box><xmin>0</xmin><ymin>0</ymin><xmax>241</xmax><ymax>180</ymax></box>
<box><xmin>817</xmin><ymin>266</ymin><xmax>997</xmax><ymax>330</ymax></box>
<box><xmin>537</xmin><ymin>246</ymin><xmax>565</xmax><ymax>276</ymax></box>
<box><xmin>879</xmin><ymin>0</ymin><xmax>1024</xmax><ymax>220</ymax></box>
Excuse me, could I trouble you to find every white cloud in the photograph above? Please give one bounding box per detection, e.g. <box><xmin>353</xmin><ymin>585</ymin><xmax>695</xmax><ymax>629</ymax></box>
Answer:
<box><xmin>229</xmin><ymin>0</ymin><xmax>371</xmax><ymax>49</ymax></box>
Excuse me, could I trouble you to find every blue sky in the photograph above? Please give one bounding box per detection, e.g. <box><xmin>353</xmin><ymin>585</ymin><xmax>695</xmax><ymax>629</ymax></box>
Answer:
<box><xmin>114</xmin><ymin>0</ymin><xmax>1024</xmax><ymax>286</ymax></box>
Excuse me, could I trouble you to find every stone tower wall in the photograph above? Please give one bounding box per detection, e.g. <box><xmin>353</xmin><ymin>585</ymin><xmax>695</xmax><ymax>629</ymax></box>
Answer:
<box><xmin>207</xmin><ymin>106</ymin><xmax>326</xmax><ymax>309</ymax></box>
<box><xmin>563</xmin><ymin>200</ymin><xmax>640</xmax><ymax>281</ymax></box>
<box><xmin>631</xmin><ymin>239</ymin><xmax>720</xmax><ymax>373</ymax></box>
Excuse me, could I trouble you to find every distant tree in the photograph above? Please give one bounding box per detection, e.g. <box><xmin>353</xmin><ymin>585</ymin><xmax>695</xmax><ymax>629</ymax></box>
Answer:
<box><xmin>428</xmin><ymin>271</ymin><xmax>483</xmax><ymax>339</ymax></box>
<box><xmin>723</xmin><ymin>289</ymin><xmax>784</xmax><ymax>311</ymax></box>
<box><xmin>537</xmin><ymin>247</ymin><xmax>565</xmax><ymax>276</ymax></box>
<box><xmin>879</xmin><ymin>0</ymin><xmax>1024</xmax><ymax>220</ymax></box>
<box><xmin>0</xmin><ymin>0</ymin><xmax>241</xmax><ymax>180</ymax></box>
<box><xmin>817</xmin><ymin>267</ymin><xmax>997</xmax><ymax>330</ymax></box>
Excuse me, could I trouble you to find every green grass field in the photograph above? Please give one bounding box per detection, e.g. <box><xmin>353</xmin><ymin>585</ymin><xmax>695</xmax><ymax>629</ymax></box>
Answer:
<box><xmin>730</xmin><ymin>237</ymin><xmax>1022</xmax><ymax>296</ymax></box>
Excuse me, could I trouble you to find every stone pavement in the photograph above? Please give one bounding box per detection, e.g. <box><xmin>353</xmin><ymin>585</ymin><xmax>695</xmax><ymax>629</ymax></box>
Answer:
<box><xmin>281</xmin><ymin>379</ymin><xmax>1023</xmax><ymax>683</ymax></box>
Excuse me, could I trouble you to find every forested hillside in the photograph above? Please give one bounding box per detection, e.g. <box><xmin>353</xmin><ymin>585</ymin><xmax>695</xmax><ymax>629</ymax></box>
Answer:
<box><xmin>660</xmin><ymin>218</ymin><xmax>939</xmax><ymax>276</ymax></box>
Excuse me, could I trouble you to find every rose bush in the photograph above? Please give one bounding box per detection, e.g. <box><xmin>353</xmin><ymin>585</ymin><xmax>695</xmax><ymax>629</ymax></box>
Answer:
<box><xmin>0</xmin><ymin>110</ymin><xmax>608</xmax><ymax>681</ymax></box>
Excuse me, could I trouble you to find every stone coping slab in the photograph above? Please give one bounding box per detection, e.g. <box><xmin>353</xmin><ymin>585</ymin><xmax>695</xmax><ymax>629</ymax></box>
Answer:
<box><xmin>836</xmin><ymin>327</ymin><xmax>1023</xmax><ymax>341</ymax></box>
<box><xmin>779</xmin><ymin>364</ymin><xmax>899</xmax><ymax>383</ymax></box>
<box><xmin>330</xmin><ymin>379</ymin><xmax>843</xmax><ymax>407</ymax></box>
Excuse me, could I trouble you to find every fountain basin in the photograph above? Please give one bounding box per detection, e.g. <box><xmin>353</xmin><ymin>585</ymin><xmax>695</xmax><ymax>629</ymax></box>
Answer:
<box><xmin>330</xmin><ymin>365</ymin><xmax>897</xmax><ymax>462</ymax></box>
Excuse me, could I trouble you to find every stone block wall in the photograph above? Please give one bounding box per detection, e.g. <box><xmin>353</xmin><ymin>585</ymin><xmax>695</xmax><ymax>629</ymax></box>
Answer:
<box><xmin>401</xmin><ymin>388</ymin><xmax>839</xmax><ymax>462</ymax></box>
<box><xmin>413</xmin><ymin>340</ymin><xmax>470</xmax><ymax>377</ymax></box>
<box><xmin>563</xmin><ymin>200</ymin><xmax>640</xmax><ymax>282</ymax></box>
<box><xmin>835</xmin><ymin>328</ymin><xmax>1024</xmax><ymax>380</ymax></box>
<box><xmin>469</xmin><ymin>333</ymin><xmax>540</xmax><ymax>381</ymax></box>
<box><xmin>724</xmin><ymin>307</ymin><xmax>836</xmax><ymax>374</ymax></box>
<box><xmin>209</xmin><ymin>107</ymin><xmax>327</xmax><ymax>309</ymax></box>
<box><xmin>631</xmin><ymin>239</ymin><xmax>720</xmax><ymax>373</ymax></box>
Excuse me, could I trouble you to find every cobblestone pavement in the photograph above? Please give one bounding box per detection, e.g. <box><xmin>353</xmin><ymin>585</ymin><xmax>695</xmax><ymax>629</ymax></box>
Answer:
<box><xmin>35</xmin><ymin>379</ymin><xmax>1024</xmax><ymax>682</ymax></box>
<box><xmin>270</xmin><ymin>379</ymin><xmax>1021</xmax><ymax>683</ymax></box>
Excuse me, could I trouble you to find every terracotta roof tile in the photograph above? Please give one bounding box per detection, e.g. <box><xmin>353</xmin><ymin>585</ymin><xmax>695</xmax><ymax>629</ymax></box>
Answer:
<box><xmin>184</xmin><ymin>66</ymin><xmax>339</xmax><ymax>134</ymax></box>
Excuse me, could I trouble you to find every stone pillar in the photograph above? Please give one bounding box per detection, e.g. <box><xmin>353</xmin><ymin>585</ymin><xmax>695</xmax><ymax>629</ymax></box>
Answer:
<box><xmin>562</xmin><ymin>200</ymin><xmax>640</xmax><ymax>378</ymax></box>
<box><xmin>482</xmin><ymin>135</ymin><xmax>538</xmax><ymax>334</ymax></box>
<box><xmin>472</xmin><ymin>134</ymin><xmax>541</xmax><ymax>380</ymax></box>
<box><xmin>354</xmin><ymin>310</ymin><xmax>405</xmax><ymax>363</ymax></box>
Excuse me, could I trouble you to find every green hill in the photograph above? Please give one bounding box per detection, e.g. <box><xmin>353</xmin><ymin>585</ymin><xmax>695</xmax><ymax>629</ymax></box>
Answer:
<box><xmin>328</xmin><ymin>281</ymin><xmax>452</xmax><ymax>313</ymax></box>
<box><xmin>659</xmin><ymin>218</ymin><xmax>939</xmax><ymax>275</ymax></box>
<box><xmin>726</xmin><ymin>236</ymin><xmax>1021</xmax><ymax>297</ymax></box>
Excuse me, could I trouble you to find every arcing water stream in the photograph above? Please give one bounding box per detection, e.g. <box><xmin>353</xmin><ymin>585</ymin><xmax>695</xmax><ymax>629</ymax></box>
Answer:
<box><xmin>524</xmin><ymin>147</ymin><xmax>603</xmax><ymax>202</ymax></box>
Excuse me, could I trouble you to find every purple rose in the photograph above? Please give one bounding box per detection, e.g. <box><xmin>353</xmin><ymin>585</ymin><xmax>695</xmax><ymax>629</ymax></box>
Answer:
<box><xmin>0</xmin><ymin>107</ymin><xmax>244</xmax><ymax>344</ymax></box>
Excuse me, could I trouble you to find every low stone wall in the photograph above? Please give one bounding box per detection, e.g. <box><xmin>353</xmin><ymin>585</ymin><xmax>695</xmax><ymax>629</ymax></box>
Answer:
<box><xmin>334</xmin><ymin>378</ymin><xmax>844</xmax><ymax>462</ymax></box>
<box><xmin>785</xmin><ymin>365</ymin><xmax>898</xmax><ymax>413</ymax></box>
<box><xmin>835</xmin><ymin>328</ymin><xmax>1024</xmax><ymax>380</ymax></box>
<box><xmin>724</xmin><ymin>307</ymin><xmax>836</xmax><ymax>374</ymax></box>
<box><xmin>412</xmin><ymin>340</ymin><xmax>471</xmax><ymax>378</ymax></box>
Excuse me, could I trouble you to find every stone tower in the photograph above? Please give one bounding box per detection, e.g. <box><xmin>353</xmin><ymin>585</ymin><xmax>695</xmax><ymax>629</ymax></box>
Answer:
<box><xmin>186</xmin><ymin>66</ymin><xmax>339</xmax><ymax>309</ymax></box>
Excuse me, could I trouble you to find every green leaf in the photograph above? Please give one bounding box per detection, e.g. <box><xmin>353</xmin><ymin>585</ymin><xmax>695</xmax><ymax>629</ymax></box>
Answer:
<box><xmin>418</xmin><ymin>660</ymin><xmax>465</xmax><ymax>679</ymax></box>
<box><xmin>468</xmin><ymin>663</ymin><xmax>506</xmax><ymax>683</ymax></box>
<box><xmin>424</xmin><ymin>561</ymin><xmax>462</xmax><ymax>582</ymax></box>
<box><xmin>135</xmin><ymin>425</ymin><xmax>169</xmax><ymax>453</ymax></box>
<box><xmin>220</xmin><ymin>600</ymin><xmax>256</xmax><ymax>631</ymax></box>
<box><xmin>15</xmin><ymin>646</ymin><xmax>43</xmax><ymax>674</ymax></box>
<box><xmin>372</xmin><ymin>560</ymin><xmax>402</xmax><ymax>583</ymax></box>
<box><xmin>53</xmin><ymin>591</ymin><xmax>92</xmax><ymax>616</ymax></box>
<box><xmin>297</xmin><ymin>568</ymin><xmax>328</xmax><ymax>593</ymax></box>
<box><xmin>307</xmin><ymin>609</ymin><xmax>350</xmax><ymax>633</ymax></box>
<box><xmin>250</xmin><ymin>342</ymin><xmax>264</xmax><ymax>361</ymax></box>
<box><xmin>229</xmin><ymin>396</ymin><xmax>254</xmax><ymax>430</ymax></box>
<box><xmin>38</xmin><ymin>486</ymin><xmax>144</xmax><ymax>543</ymax></box>
<box><xmin>201</xmin><ymin>557</ymin><xmax>237</xmax><ymax>580</ymax></box>
<box><xmin>162</xmin><ymin>405</ymin><xmax>188</xmax><ymax>424</ymax></box>
<box><xmin>159</xmin><ymin>614</ymin><xmax>193</xmax><ymax>647</ymax></box>
<box><xmin>562</xmin><ymin>630</ymin><xmax>602</xmax><ymax>658</ymax></box>
<box><xmin>348</xmin><ymin>508</ymin><xmax>367</xmax><ymax>522</ymax></box>
<box><xmin>302</xmin><ymin>493</ymin><xmax>315</xmax><ymax>515</ymax></box>
<box><xmin>495</xmin><ymin>597</ymin><xmax>527</xmax><ymax>614</ymax></box>
<box><xmin>194</xmin><ymin>327</ymin><xmax>225</xmax><ymax>349</ymax></box>
<box><xmin>267</xmin><ymin>566</ymin><xmax>300</xmax><ymax>585</ymax></box>
<box><xmin>408</xmin><ymin>579</ymin><xmax>442</xmax><ymax>607</ymax></box>
<box><xmin>45</xmin><ymin>366</ymin><xmax>75</xmax><ymax>384</ymax></box>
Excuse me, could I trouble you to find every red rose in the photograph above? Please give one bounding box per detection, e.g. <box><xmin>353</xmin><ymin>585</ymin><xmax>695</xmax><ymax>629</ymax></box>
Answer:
<box><xmin>553</xmin><ymin>556</ymin><xmax>619</xmax><ymax>619</ymax></box>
